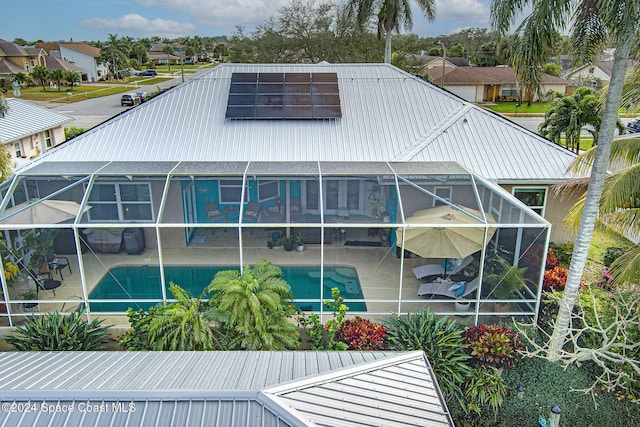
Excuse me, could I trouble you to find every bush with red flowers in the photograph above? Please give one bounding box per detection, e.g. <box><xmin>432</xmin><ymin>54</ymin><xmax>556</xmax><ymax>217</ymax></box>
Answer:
<box><xmin>546</xmin><ymin>248</ymin><xmax>559</xmax><ymax>270</ymax></box>
<box><xmin>463</xmin><ymin>324</ymin><xmax>523</xmax><ymax>368</ymax></box>
<box><xmin>543</xmin><ymin>266</ymin><xmax>569</xmax><ymax>291</ymax></box>
<box><xmin>335</xmin><ymin>316</ymin><xmax>387</xmax><ymax>350</ymax></box>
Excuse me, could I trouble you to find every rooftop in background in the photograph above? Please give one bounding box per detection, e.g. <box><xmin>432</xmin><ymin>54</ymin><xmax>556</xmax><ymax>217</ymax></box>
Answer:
<box><xmin>0</xmin><ymin>98</ymin><xmax>72</xmax><ymax>143</ymax></box>
<box><xmin>17</xmin><ymin>63</ymin><xmax>576</xmax><ymax>184</ymax></box>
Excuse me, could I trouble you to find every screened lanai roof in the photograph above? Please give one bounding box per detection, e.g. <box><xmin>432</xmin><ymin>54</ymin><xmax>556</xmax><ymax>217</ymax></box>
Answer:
<box><xmin>14</xmin><ymin>63</ymin><xmax>576</xmax><ymax>184</ymax></box>
<box><xmin>0</xmin><ymin>161</ymin><xmax>548</xmax><ymax>228</ymax></box>
<box><xmin>0</xmin><ymin>351</ymin><xmax>453</xmax><ymax>427</ymax></box>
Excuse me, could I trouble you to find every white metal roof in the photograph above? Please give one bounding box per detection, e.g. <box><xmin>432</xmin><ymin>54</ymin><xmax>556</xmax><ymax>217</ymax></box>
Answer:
<box><xmin>0</xmin><ymin>98</ymin><xmax>72</xmax><ymax>143</ymax></box>
<box><xmin>0</xmin><ymin>351</ymin><xmax>452</xmax><ymax>427</ymax></box>
<box><xmin>19</xmin><ymin>63</ymin><xmax>576</xmax><ymax>183</ymax></box>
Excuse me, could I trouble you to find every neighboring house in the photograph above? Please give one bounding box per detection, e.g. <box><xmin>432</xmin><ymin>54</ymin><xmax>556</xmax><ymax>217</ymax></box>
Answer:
<box><xmin>423</xmin><ymin>66</ymin><xmax>570</xmax><ymax>103</ymax></box>
<box><xmin>0</xmin><ymin>39</ymin><xmax>47</xmax><ymax>87</ymax></box>
<box><xmin>563</xmin><ymin>60</ymin><xmax>639</xmax><ymax>90</ymax></box>
<box><xmin>416</xmin><ymin>54</ymin><xmax>470</xmax><ymax>72</ymax></box>
<box><xmin>36</xmin><ymin>42</ymin><xmax>107</xmax><ymax>82</ymax></box>
<box><xmin>0</xmin><ymin>98</ymin><xmax>72</xmax><ymax>165</ymax></box>
<box><xmin>0</xmin><ymin>351</ymin><xmax>453</xmax><ymax>427</ymax></box>
<box><xmin>148</xmin><ymin>44</ymin><xmax>182</xmax><ymax>65</ymax></box>
<box><xmin>44</xmin><ymin>55</ymin><xmax>84</xmax><ymax>80</ymax></box>
<box><xmin>1</xmin><ymin>63</ymin><xmax>578</xmax><ymax>327</ymax></box>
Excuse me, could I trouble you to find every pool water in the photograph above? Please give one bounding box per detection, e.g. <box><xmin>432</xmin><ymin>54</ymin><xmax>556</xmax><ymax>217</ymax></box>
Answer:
<box><xmin>88</xmin><ymin>265</ymin><xmax>366</xmax><ymax>312</ymax></box>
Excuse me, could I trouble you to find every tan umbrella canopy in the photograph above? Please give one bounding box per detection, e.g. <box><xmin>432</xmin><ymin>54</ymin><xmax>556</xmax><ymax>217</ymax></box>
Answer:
<box><xmin>0</xmin><ymin>199</ymin><xmax>91</xmax><ymax>225</ymax></box>
<box><xmin>396</xmin><ymin>205</ymin><xmax>496</xmax><ymax>259</ymax></box>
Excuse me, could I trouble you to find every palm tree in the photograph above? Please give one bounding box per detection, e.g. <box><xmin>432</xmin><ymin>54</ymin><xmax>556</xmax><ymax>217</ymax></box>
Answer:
<box><xmin>30</xmin><ymin>65</ymin><xmax>49</xmax><ymax>91</ymax></box>
<box><xmin>619</xmin><ymin>63</ymin><xmax>640</xmax><ymax>112</ymax></box>
<box><xmin>49</xmin><ymin>69</ymin><xmax>65</xmax><ymax>91</ymax></box>
<box><xmin>0</xmin><ymin>93</ymin><xmax>8</xmax><ymax>118</ymax></box>
<box><xmin>539</xmin><ymin>87</ymin><xmax>625</xmax><ymax>153</ymax></box>
<box><xmin>162</xmin><ymin>45</ymin><xmax>175</xmax><ymax>72</ymax></box>
<box><xmin>206</xmin><ymin>259</ymin><xmax>300</xmax><ymax>350</ymax></box>
<box><xmin>491</xmin><ymin>0</ymin><xmax>639</xmax><ymax>360</ymax></box>
<box><xmin>346</xmin><ymin>0</ymin><xmax>436</xmax><ymax>63</ymax></box>
<box><xmin>557</xmin><ymin>135</ymin><xmax>640</xmax><ymax>284</ymax></box>
<box><xmin>147</xmin><ymin>283</ymin><xmax>215</xmax><ymax>350</ymax></box>
<box><xmin>101</xmin><ymin>33</ymin><xmax>129</xmax><ymax>78</ymax></box>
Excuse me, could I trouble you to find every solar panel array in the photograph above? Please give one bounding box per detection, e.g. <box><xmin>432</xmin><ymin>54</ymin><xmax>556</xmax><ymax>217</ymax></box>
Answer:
<box><xmin>226</xmin><ymin>72</ymin><xmax>341</xmax><ymax>120</ymax></box>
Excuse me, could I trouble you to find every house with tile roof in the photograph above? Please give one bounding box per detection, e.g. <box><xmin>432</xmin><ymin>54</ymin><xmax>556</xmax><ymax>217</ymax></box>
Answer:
<box><xmin>0</xmin><ymin>63</ymin><xmax>575</xmax><ymax>328</ymax></box>
<box><xmin>0</xmin><ymin>98</ymin><xmax>72</xmax><ymax>166</ymax></box>
<box><xmin>36</xmin><ymin>42</ymin><xmax>107</xmax><ymax>82</ymax></box>
<box><xmin>423</xmin><ymin>66</ymin><xmax>571</xmax><ymax>103</ymax></box>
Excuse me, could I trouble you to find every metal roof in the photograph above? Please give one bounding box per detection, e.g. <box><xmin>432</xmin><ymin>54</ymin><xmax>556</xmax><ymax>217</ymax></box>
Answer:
<box><xmin>0</xmin><ymin>98</ymin><xmax>73</xmax><ymax>143</ymax></box>
<box><xmin>0</xmin><ymin>351</ymin><xmax>452</xmax><ymax>427</ymax></box>
<box><xmin>18</xmin><ymin>63</ymin><xmax>576</xmax><ymax>183</ymax></box>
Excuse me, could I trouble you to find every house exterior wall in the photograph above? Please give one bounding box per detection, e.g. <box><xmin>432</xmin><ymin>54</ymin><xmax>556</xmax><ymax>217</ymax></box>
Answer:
<box><xmin>6</xmin><ymin>125</ymin><xmax>66</xmax><ymax>160</ymax></box>
<box><xmin>566</xmin><ymin>66</ymin><xmax>610</xmax><ymax>86</ymax></box>
<box><xmin>59</xmin><ymin>46</ymin><xmax>102</xmax><ymax>81</ymax></box>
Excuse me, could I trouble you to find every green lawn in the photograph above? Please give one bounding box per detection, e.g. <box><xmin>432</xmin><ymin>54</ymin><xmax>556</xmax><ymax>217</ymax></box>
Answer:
<box><xmin>127</xmin><ymin>77</ymin><xmax>174</xmax><ymax>85</ymax></box>
<box><xmin>483</xmin><ymin>101</ymin><xmax>552</xmax><ymax>115</ymax></box>
<box><xmin>14</xmin><ymin>85</ymin><xmax>134</xmax><ymax>103</ymax></box>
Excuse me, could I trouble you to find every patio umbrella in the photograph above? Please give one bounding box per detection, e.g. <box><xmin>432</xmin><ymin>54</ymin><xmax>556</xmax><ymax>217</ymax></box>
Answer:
<box><xmin>396</xmin><ymin>205</ymin><xmax>496</xmax><ymax>260</ymax></box>
<box><xmin>0</xmin><ymin>199</ymin><xmax>91</xmax><ymax>225</ymax></box>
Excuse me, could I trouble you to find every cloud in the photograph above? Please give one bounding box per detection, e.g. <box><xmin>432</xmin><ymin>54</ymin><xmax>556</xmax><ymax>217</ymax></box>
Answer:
<box><xmin>134</xmin><ymin>0</ymin><xmax>291</xmax><ymax>32</ymax></box>
<box><xmin>81</xmin><ymin>14</ymin><xmax>196</xmax><ymax>38</ymax></box>
<box><xmin>435</xmin><ymin>0</ymin><xmax>490</xmax><ymax>26</ymax></box>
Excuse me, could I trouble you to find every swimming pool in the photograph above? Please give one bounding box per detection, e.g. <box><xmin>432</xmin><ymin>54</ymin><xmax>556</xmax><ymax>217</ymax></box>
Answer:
<box><xmin>88</xmin><ymin>265</ymin><xmax>366</xmax><ymax>312</ymax></box>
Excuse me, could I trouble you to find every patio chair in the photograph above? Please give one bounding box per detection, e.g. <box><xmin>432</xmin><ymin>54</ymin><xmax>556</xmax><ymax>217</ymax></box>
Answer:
<box><xmin>205</xmin><ymin>202</ymin><xmax>224</xmax><ymax>223</ymax></box>
<box><xmin>45</xmin><ymin>253</ymin><xmax>71</xmax><ymax>280</ymax></box>
<box><xmin>243</xmin><ymin>202</ymin><xmax>260</xmax><ymax>234</ymax></box>
<box><xmin>27</xmin><ymin>268</ymin><xmax>62</xmax><ymax>297</ymax></box>
<box><xmin>412</xmin><ymin>255</ymin><xmax>474</xmax><ymax>281</ymax></box>
<box><xmin>418</xmin><ymin>277</ymin><xmax>479</xmax><ymax>299</ymax></box>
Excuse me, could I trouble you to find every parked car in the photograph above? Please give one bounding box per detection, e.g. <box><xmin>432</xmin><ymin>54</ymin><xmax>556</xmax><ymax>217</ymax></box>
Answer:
<box><xmin>627</xmin><ymin>118</ymin><xmax>640</xmax><ymax>133</ymax></box>
<box><xmin>137</xmin><ymin>70</ymin><xmax>158</xmax><ymax>77</ymax></box>
<box><xmin>121</xmin><ymin>93</ymin><xmax>141</xmax><ymax>107</ymax></box>
<box><xmin>136</xmin><ymin>91</ymin><xmax>149</xmax><ymax>103</ymax></box>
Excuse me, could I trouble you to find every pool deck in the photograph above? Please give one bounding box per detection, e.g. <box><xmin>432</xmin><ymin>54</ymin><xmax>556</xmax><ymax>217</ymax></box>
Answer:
<box><xmin>4</xmin><ymin>228</ymin><xmax>518</xmax><ymax>326</ymax></box>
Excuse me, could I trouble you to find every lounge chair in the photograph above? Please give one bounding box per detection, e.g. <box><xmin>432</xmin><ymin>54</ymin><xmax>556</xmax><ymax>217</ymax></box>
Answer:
<box><xmin>205</xmin><ymin>202</ymin><xmax>224</xmax><ymax>223</ymax></box>
<box><xmin>412</xmin><ymin>255</ymin><xmax>474</xmax><ymax>281</ymax></box>
<box><xmin>418</xmin><ymin>277</ymin><xmax>479</xmax><ymax>299</ymax></box>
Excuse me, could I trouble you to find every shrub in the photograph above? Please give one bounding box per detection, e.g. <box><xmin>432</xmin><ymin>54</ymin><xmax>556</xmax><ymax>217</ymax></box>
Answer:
<box><xmin>64</xmin><ymin>126</ymin><xmax>84</xmax><ymax>140</ymax></box>
<box><xmin>545</xmin><ymin>248</ymin><xmax>559</xmax><ymax>269</ymax></box>
<box><xmin>298</xmin><ymin>287</ymin><xmax>348</xmax><ymax>350</ymax></box>
<box><xmin>603</xmin><ymin>246</ymin><xmax>630</xmax><ymax>267</ymax></box>
<box><xmin>6</xmin><ymin>307</ymin><xmax>111</xmax><ymax>351</ymax></box>
<box><xmin>384</xmin><ymin>310</ymin><xmax>472</xmax><ymax>396</ymax></box>
<box><xmin>543</xmin><ymin>266</ymin><xmax>568</xmax><ymax>291</ymax></box>
<box><xmin>549</xmin><ymin>241</ymin><xmax>573</xmax><ymax>266</ymax></box>
<box><xmin>595</xmin><ymin>267</ymin><xmax>615</xmax><ymax>291</ymax></box>
<box><xmin>119</xmin><ymin>307</ymin><xmax>159</xmax><ymax>351</ymax></box>
<box><xmin>336</xmin><ymin>316</ymin><xmax>386</xmax><ymax>350</ymax></box>
<box><xmin>464</xmin><ymin>366</ymin><xmax>507</xmax><ymax>417</ymax></box>
<box><xmin>464</xmin><ymin>324</ymin><xmax>523</xmax><ymax>369</ymax></box>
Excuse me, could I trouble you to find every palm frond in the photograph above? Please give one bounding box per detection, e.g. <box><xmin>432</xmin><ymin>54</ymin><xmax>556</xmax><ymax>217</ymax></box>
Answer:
<box><xmin>608</xmin><ymin>245</ymin><xmax>640</xmax><ymax>284</ymax></box>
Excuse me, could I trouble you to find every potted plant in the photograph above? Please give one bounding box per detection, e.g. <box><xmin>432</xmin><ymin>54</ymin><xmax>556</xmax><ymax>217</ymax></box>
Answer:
<box><xmin>280</xmin><ymin>236</ymin><xmax>295</xmax><ymax>251</ymax></box>
<box><xmin>20</xmin><ymin>289</ymin><xmax>38</xmax><ymax>312</ymax></box>
<box><xmin>295</xmin><ymin>233</ymin><xmax>305</xmax><ymax>252</ymax></box>
<box><xmin>483</xmin><ymin>256</ymin><xmax>528</xmax><ymax>314</ymax></box>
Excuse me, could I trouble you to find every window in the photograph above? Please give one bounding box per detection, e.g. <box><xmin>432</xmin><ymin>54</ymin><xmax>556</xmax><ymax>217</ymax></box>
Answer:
<box><xmin>303</xmin><ymin>179</ymin><xmax>364</xmax><ymax>214</ymax></box>
<box><xmin>44</xmin><ymin>130</ymin><xmax>54</xmax><ymax>148</ymax></box>
<box><xmin>258</xmin><ymin>180</ymin><xmax>279</xmax><ymax>201</ymax></box>
<box><xmin>433</xmin><ymin>186</ymin><xmax>452</xmax><ymax>207</ymax></box>
<box><xmin>219</xmin><ymin>179</ymin><xmax>247</xmax><ymax>203</ymax></box>
<box><xmin>513</xmin><ymin>187</ymin><xmax>546</xmax><ymax>216</ymax></box>
<box><xmin>88</xmin><ymin>183</ymin><xmax>153</xmax><ymax>221</ymax></box>
<box><xmin>14</xmin><ymin>142</ymin><xmax>22</xmax><ymax>158</ymax></box>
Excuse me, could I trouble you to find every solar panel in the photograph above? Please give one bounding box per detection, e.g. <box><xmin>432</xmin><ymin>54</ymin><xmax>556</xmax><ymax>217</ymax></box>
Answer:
<box><xmin>226</xmin><ymin>72</ymin><xmax>341</xmax><ymax>120</ymax></box>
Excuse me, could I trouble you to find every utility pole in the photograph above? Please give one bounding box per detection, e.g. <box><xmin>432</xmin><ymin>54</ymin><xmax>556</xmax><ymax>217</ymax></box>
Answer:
<box><xmin>438</xmin><ymin>41</ymin><xmax>447</xmax><ymax>88</ymax></box>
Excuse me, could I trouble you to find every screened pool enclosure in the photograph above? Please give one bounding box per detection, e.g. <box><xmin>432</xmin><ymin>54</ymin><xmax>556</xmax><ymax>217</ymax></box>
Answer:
<box><xmin>0</xmin><ymin>161</ymin><xmax>550</xmax><ymax>327</ymax></box>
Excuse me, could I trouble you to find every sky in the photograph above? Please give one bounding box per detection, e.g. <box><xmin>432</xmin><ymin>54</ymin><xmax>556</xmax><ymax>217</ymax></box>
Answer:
<box><xmin>4</xmin><ymin>0</ymin><xmax>492</xmax><ymax>43</ymax></box>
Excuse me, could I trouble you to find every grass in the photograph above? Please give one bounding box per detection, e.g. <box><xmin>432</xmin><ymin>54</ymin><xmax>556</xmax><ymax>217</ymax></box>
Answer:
<box><xmin>127</xmin><ymin>77</ymin><xmax>174</xmax><ymax>85</ymax></box>
<box><xmin>483</xmin><ymin>101</ymin><xmax>552</xmax><ymax>115</ymax></box>
<box><xmin>15</xmin><ymin>85</ymin><xmax>134</xmax><ymax>103</ymax></box>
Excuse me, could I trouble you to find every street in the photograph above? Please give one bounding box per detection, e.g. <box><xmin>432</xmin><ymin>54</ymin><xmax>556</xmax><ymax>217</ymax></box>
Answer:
<box><xmin>49</xmin><ymin>69</ymin><xmax>204</xmax><ymax>130</ymax></box>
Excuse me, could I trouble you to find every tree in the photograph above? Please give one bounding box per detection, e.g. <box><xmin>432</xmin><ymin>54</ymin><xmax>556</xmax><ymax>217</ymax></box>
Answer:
<box><xmin>49</xmin><ymin>69</ymin><xmax>65</xmax><ymax>91</ymax></box>
<box><xmin>346</xmin><ymin>0</ymin><xmax>436</xmax><ymax>63</ymax></box>
<box><xmin>491</xmin><ymin>0</ymin><xmax>640</xmax><ymax>361</ymax></box>
<box><xmin>147</xmin><ymin>283</ymin><xmax>215</xmax><ymax>350</ymax></box>
<box><xmin>557</xmin><ymin>135</ymin><xmax>640</xmax><ymax>284</ymax></box>
<box><xmin>101</xmin><ymin>33</ymin><xmax>129</xmax><ymax>78</ymax></box>
<box><xmin>9</xmin><ymin>72</ymin><xmax>29</xmax><ymax>87</ymax></box>
<box><xmin>130</xmin><ymin>41</ymin><xmax>149</xmax><ymax>68</ymax></box>
<box><xmin>541</xmin><ymin>62</ymin><xmax>562</xmax><ymax>77</ymax></box>
<box><xmin>538</xmin><ymin>87</ymin><xmax>625</xmax><ymax>153</ymax></box>
<box><xmin>619</xmin><ymin>63</ymin><xmax>640</xmax><ymax>112</ymax></box>
<box><xmin>206</xmin><ymin>259</ymin><xmax>300</xmax><ymax>350</ymax></box>
<box><xmin>162</xmin><ymin>44</ymin><xmax>174</xmax><ymax>72</ymax></box>
<box><xmin>30</xmin><ymin>65</ymin><xmax>49</xmax><ymax>91</ymax></box>
<box><xmin>448</xmin><ymin>43</ymin><xmax>466</xmax><ymax>58</ymax></box>
<box><xmin>0</xmin><ymin>93</ymin><xmax>8</xmax><ymax>119</ymax></box>
<box><xmin>64</xmin><ymin>71</ymin><xmax>80</xmax><ymax>87</ymax></box>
